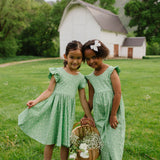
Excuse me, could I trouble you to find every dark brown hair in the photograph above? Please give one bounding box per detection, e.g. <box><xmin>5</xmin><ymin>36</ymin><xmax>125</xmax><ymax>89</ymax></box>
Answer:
<box><xmin>82</xmin><ymin>39</ymin><xmax>109</xmax><ymax>61</ymax></box>
<box><xmin>64</xmin><ymin>40</ymin><xmax>83</xmax><ymax>67</ymax></box>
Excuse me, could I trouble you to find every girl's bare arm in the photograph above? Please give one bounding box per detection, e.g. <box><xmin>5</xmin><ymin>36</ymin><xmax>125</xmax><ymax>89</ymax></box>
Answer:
<box><xmin>27</xmin><ymin>76</ymin><xmax>56</xmax><ymax>108</ymax></box>
<box><xmin>78</xmin><ymin>88</ymin><xmax>95</xmax><ymax>126</ymax></box>
<box><xmin>110</xmin><ymin>69</ymin><xmax>121</xmax><ymax>128</ymax></box>
<box><xmin>88</xmin><ymin>80</ymin><xmax>94</xmax><ymax>112</ymax></box>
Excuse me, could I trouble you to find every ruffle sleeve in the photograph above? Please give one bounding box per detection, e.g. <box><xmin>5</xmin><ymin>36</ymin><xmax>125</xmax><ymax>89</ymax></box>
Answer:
<box><xmin>48</xmin><ymin>68</ymin><xmax>60</xmax><ymax>82</ymax></box>
<box><xmin>85</xmin><ymin>75</ymin><xmax>89</xmax><ymax>81</ymax></box>
<box><xmin>78</xmin><ymin>76</ymin><xmax>87</xmax><ymax>89</ymax></box>
<box><xmin>85</xmin><ymin>73</ymin><xmax>92</xmax><ymax>81</ymax></box>
<box><xmin>108</xmin><ymin>66</ymin><xmax>121</xmax><ymax>76</ymax></box>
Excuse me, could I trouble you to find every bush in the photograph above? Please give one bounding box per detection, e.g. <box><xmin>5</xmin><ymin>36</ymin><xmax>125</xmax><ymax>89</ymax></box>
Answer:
<box><xmin>146</xmin><ymin>42</ymin><xmax>160</xmax><ymax>55</ymax></box>
<box><xmin>42</xmin><ymin>37</ymin><xmax>59</xmax><ymax>57</ymax></box>
<box><xmin>0</xmin><ymin>38</ymin><xmax>18</xmax><ymax>57</ymax></box>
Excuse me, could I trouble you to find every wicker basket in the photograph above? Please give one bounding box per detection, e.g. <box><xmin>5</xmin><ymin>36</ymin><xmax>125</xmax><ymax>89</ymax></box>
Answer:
<box><xmin>72</xmin><ymin>123</ymin><xmax>100</xmax><ymax>160</ymax></box>
<box><xmin>76</xmin><ymin>149</ymin><xmax>99</xmax><ymax>160</ymax></box>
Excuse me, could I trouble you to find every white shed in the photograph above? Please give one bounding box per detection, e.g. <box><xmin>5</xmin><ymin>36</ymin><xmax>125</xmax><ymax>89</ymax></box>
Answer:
<box><xmin>121</xmin><ymin>37</ymin><xmax>146</xmax><ymax>59</ymax></box>
<box><xmin>58</xmin><ymin>0</ymin><xmax>146</xmax><ymax>59</ymax></box>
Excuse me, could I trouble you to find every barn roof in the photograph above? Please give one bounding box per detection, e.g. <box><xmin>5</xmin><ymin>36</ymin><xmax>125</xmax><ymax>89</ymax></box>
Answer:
<box><xmin>58</xmin><ymin>0</ymin><xmax>128</xmax><ymax>34</ymax></box>
<box><xmin>122</xmin><ymin>37</ymin><xmax>146</xmax><ymax>46</ymax></box>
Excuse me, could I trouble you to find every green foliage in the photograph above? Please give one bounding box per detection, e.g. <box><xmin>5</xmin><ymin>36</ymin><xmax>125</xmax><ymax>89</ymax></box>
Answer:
<box><xmin>35</xmin><ymin>0</ymin><xmax>45</xmax><ymax>3</ymax></box>
<box><xmin>99</xmin><ymin>0</ymin><xmax>118</xmax><ymax>14</ymax></box>
<box><xmin>127</xmin><ymin>32</ymin><xmax>136</xmax><ymax>37</ymax></box>
<box><xmin>18</xmin><ymin>0</ymin><xmax>72</xmax><ymax>57</ymax></box>
<box><xmin>19</xmin><ymin>3</ymin><xmax>59</xmax><ymax>57</ymax></box>
<box><xmin>51</xmin><ymin>0</ymin><xmax>71</xmax><ymax>31</ymax></box>
<box><xmin>0</xmin><ymin>37</ymin><xmax>18</xmax><ymax>57</ymax></box>
<box><xmin>84</xmin><ymin>0</ymin><xmax>118</xmax><ymax>14</ymax></box>
<box><xmin>83</xmin><ymin>0</ymin><xmax>97</xmax><ymax>4</ymax></box>
<box><xmin>124</xmin><ymin>0</ymin><xmax>160</xmax><ymax>44</ymax></box>
<box><xmin>0</xmin><ymin>0</ymin><xmax>29</xmax><ymax>40</ymax></box>
<box><xmin>146</xmin><ymin>42</ymin><xmax>160</xmax><ymax>55</ymax></box>
<box><xmin>0</xmin><ymin>0</ymin><xmax>41</xmax><ymax>57</ymax></box>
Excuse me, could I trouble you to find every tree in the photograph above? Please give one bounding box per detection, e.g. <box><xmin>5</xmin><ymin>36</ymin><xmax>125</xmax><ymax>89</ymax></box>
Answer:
<box><xmin>18</xmin><ymin>0</ymin><xmax>71</xmax><ymax>57</ymax></box>
<box><xmin>99</xmin><ymin>0</ymin><xmax>118</xmax><ymax>14</ymax></box>
<box><xmin>124</xmin><ymin>0</ymin><xmax>160</xmax><ymax>43</ymax></box>
<box><xmin>79</xmin><ymin>0</ymin><xmax>118</xmax><ymax>14</ymax></box>
<box><xmin>51</xmin><ymin>0</ymin><xmax>71</xmax><ymax>33</ymax></box>
<box><xmin>19</xmin><ymin>3</ymin><xmax>59</xmax><ymax>57</ymax></box>
<box><xmin>0</xmin><ymin>0</ymin><xmax>40</xmax><ymax>57</ymax></box>
<box><xmin>0</xmin><ymin>0</ymin><xmax>30</xmax><ymax>40</ymax></box>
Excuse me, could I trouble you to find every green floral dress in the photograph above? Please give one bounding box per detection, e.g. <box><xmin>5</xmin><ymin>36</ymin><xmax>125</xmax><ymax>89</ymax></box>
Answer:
<box><xmin>18</xmin><ymin>67</ymin><xmax>86</xmax><ymax>147</ymax></box>
<box><xmin>86</xmin><ymin>66</ymin><xmax>125</xmax><ymax>160</ymax></box>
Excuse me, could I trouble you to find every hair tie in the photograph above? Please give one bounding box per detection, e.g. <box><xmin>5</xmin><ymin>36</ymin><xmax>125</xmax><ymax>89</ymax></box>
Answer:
<box><xmin>90</xmin><ymin>40</ymin><xmax>101</xmax><ymax>52</ymax></box>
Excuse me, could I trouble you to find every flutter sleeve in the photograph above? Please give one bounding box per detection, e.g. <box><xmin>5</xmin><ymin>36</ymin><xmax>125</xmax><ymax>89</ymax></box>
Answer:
<box><xmin>48</xmin><ymin>67</ymin><xmax>60</xmax><ymax>82</ymax></box>
<box><xmin>108</xmin><ymin>66</ymin><xmax>121</xmax><ymax>76</ymax></box>
<box><xmin>85</xmin><ymin>75</ymin><xmax>89</xmax><ymax>81</ymax></box>
<box><xmin>78</xmin><ymin>75</ymin><xmax>87</xmax><ymax>89</ymax></box>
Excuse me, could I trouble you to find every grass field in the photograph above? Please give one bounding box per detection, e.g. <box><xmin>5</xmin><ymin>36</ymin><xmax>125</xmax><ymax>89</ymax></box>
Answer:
<box><xmin>0</xmin><ymin>56</ymin><xmax>44</xmax><ymax>64</ymax></box>
<box><xmin>0</xmin><ymin>58</ymin><xmax>160</xmax><ymax>160</ymax></box>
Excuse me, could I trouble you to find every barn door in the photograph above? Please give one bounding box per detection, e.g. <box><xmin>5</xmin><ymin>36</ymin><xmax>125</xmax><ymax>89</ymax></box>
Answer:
<box><xmin>128</xmin><ymin>48</ymin><xmax>133</xmax><ymax>58</ymax></box>
<box><xmin>114</xmin><ymin>44</ymin><xmax>119</xmax><ymax>57</ymax></box>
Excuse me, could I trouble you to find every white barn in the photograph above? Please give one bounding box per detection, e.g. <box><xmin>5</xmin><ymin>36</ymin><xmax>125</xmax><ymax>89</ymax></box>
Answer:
<box><xmin>58</xmin><ymin>0</ymin><xmax>146</xmax><ymax>59</ymax></box>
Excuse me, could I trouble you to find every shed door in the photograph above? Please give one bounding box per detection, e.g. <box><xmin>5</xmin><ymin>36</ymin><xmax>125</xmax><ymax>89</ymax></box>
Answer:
<box><xmin>128</xmin><ymin>48</ymin><xmax>133</xmax><ymax>58</ymax></box>
<box><xmin>114</xmin><ymin>44</ymin><xmax>119</xmax><ymax>57</ymax></box>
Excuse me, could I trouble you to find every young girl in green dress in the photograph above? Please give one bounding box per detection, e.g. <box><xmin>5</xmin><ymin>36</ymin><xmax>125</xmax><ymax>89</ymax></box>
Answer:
<box><xmin>18</xmin><ymin>40</ymin><xmax>94</xmax><ymax>160</ymax></box>
<box><xmin>81</xmin><ymin>40</ymin><xmax>125</xmax><ymax>160</ymax></box>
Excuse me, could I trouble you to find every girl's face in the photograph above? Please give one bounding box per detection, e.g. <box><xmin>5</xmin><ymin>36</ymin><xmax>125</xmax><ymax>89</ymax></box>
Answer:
<box><xmin>84</xmin><ymin>49</ymin><xmax>103</xmax><ymax>70</ymax></box>
<box><xmin>64</xmin><ymin>49</ymin><xmax>82</xmax><ymax>71</ymax></box>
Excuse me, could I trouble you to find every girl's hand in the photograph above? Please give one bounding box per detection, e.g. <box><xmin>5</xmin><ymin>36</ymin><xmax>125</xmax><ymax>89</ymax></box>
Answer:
<box><xmin>81</xmin><ymin>117</ymin><xmax>95</xmax><ymax>127</ymax></box>
<box><xmin>27</xmin><ymin>100</ymin><xmax>37</xmax><ymax>109</ymax></box>
<box><xmin>109</xmin><ymin>115</ymin><xmax>118</xmax><ymax>129</ymax></box>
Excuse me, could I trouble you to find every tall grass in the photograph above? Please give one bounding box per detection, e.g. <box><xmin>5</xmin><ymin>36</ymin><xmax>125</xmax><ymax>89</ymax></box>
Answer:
<box><xmin>0</xmin><ymin>58</ymin><xmax>160</xmax><ymax>160</ymax></box>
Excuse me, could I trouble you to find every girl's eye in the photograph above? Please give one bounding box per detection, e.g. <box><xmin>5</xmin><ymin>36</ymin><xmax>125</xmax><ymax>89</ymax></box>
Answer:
<box><xmin>77</xmin><ymin>57</ymin><xmax>82</xmax><ymax>59</ymax></box>
<box><xmin>92</xmin><ymin>56</ymin><xmax>96</xmax><ymax>59</ymax></box>
<box><xmin>70</xmin><ymin>56</ymin><xmax>74</xmax><ymax>59</ymax></box>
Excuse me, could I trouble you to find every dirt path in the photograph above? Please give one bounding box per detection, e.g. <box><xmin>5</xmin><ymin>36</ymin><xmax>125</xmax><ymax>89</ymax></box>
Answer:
<box><xmin>0</xmin><ymin>57</ymin><xmax>60</xmax><ymax>68</ymax></box>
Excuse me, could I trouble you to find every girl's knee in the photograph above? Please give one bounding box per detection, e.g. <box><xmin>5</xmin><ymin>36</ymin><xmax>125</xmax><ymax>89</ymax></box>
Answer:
<box><xmin>46</xmin><ymin>144</ymin><xmax>54</xmax><ymax>148</ymax></box>
<box><xmin>61</xmin><ymin>145</ymin><xmax>69</xmax><ymax>150</ymax></box>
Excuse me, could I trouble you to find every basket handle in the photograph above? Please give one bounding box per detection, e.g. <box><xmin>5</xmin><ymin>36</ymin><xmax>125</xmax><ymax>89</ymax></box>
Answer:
<box><xmin>72</xmin><ymin>122</ymin><xmax>81</xmax><ymax>130</ymax></box>
<box><xmin>81</xmin><ymin>117</ymin><xmax>95</xmax><ymax>127</ymax></box>
<box><xmin>72</xmin><ymin>121</ymin><xmax>92</xmax><ymax>130</ymax></box>
<box><xmin>72</xmin><ymin>118</ymin><xmax>95</xmax><ymax>130</ymax></box>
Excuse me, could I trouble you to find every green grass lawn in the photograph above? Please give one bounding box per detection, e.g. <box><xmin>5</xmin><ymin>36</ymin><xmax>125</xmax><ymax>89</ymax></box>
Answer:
<box><xmin>0</xmin><ymin>56</ymin><xmax>46</xmax><ymax>64</ymax></box>
<box><xmin>0</xmin><ymin>58</ymin><xmax>160</xmax><ymax>160</ymax></box>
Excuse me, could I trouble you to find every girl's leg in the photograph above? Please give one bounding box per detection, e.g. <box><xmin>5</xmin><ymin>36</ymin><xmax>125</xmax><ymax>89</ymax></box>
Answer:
<box><xmin>60</xmin><ymin>146</ymin><xmax>69</xmax><ymax>160</ymax></box>
<box><xmin>44</xmin><ymin>144</ymin><xmax>54</xmax><ymax>160</ymax></box>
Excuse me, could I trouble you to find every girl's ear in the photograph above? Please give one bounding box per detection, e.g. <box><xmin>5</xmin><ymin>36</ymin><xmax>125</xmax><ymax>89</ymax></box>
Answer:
<box><xmin>63</xmin><ymin>54</ymin><xmax>67</xmax><ymax>60</ymax></box>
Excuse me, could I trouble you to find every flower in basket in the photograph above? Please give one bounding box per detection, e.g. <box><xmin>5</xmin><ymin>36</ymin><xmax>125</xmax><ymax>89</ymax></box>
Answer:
<box><xmin>69</xmin><ymin>142</ymin><xmax>89</xmax><ymax>159</ymax></box>
<box><xmin>79</xmin><ymin>143</ymin><xmax>89</xmax><ymax>158</ymax></box>
<box><xmin>79</xmin><ymin>143</ymin><xmax>88</xmax><ymax>151</ymax></box>
<box><xmin>69</xmin><ymin>128</ymin><xmax>103</xmax><ymax>159</ymax></box>
<box><xmin>80</xmin><ymin>150</ymin><xmax>89</xmax><ymax>159</ymax></box>
<box><xmin>69</xmin><ymin>133</ymin><xmax>79</xmax><ymax>159</ymax></box>
<box><xmin>69</xmin><ymin>153</ymin><xmax>77</xmax><ymax>159</ymax></box>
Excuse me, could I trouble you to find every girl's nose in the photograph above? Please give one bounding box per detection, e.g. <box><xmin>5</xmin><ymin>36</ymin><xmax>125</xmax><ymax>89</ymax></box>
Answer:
<box><xmin>89</xmin><ymin>58</ymin><xmax>94</xmax><ymax>64</ymax></box>
<box><xmin>73</xmin><ymin>59</ymin><xmax>78</xmax><ymax>63</ymax></box>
